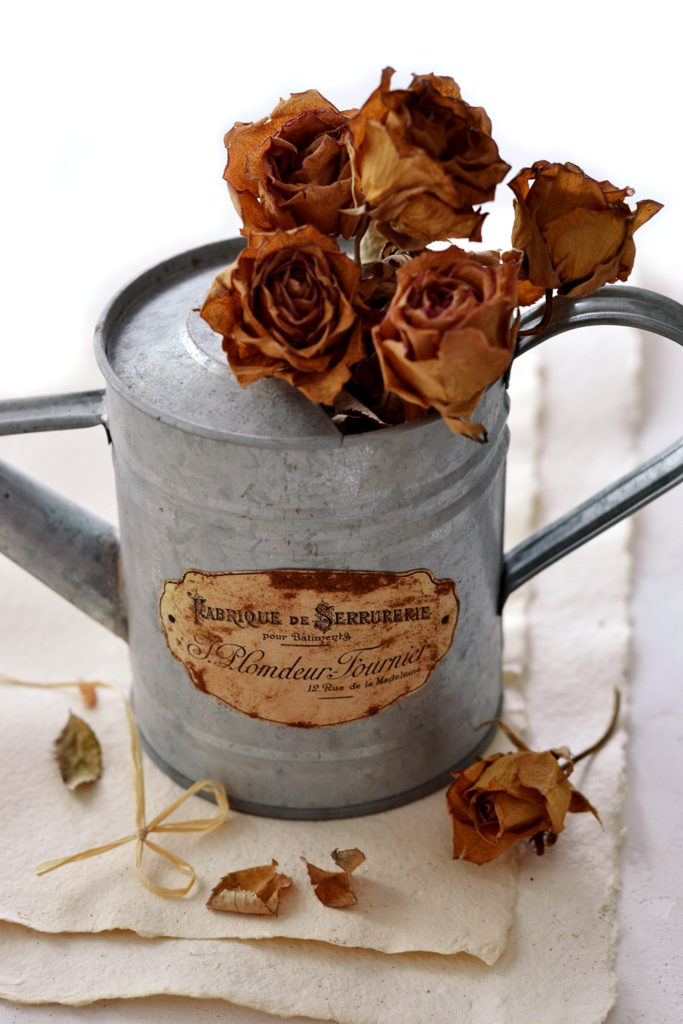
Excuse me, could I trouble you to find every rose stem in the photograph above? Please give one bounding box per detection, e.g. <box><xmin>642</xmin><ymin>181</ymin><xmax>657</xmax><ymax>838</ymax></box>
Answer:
<box><xmin>517</xmin><ymin>289</ymin><xmax>554</xmax><ymax>337</ymax></box>
<box><xmin>353</xmin><ymin>215</ymin><xmax>370</xmax><ymax>268</ymax></box>
<box><xmin>572</xmin><ymin>689</ymin><xmax>621</xmax><ymax>764</ymax></box>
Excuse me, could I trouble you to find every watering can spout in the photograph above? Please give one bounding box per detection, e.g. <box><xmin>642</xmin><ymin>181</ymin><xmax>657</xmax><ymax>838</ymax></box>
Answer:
<box><xmin>0</xmin><ymin>391</ymin><xmax>127</xmax><ymax>640</ymax></box>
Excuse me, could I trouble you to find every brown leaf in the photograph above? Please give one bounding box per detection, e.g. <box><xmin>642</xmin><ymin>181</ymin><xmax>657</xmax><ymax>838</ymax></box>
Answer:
<box><xmin>207</xmin><ymin>860</ymin><xmax>292</xmax><ymax>917</ymax></box>
<box><xmin>302</xmin><ymin>847</ymin><xmax>366</xmax><ymax>909</ymax></box>
<box><xmin>54</xmin><ymin>712</ymin><xmax>102</xmax><ymax>790</ymax></box>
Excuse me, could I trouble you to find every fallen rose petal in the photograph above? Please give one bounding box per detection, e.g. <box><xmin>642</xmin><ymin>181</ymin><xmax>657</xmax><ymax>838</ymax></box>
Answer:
<box><xmin>207</xmin><ymin>860</ymin><xmax>292</xmax><ymax>917</ymax></box>
<box><xmin>302</xmin><ymin>847</ymin><xmax>366</xmax><ymax>909</ymax></box>
<box><xmin>78</xmin><ymin>682</ymin><xmax>98</xmax><ymax>709</ymax></box>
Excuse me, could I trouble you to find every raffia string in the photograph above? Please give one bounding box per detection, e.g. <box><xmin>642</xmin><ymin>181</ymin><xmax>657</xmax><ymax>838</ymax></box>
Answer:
<box><xmin>0</xmin><ymin>673</ymin><xmax>229</xmax><ymax>899</ymax></box>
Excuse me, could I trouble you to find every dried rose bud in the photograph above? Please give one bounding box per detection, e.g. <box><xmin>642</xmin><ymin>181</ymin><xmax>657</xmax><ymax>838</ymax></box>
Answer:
<box><xmin>447</xmin><ymin>748</ymin><xmax>598</xmax><ymax>865</ymax></box>
<box><xmin>509</xmin><ymin>160</ymin><xmax>662</xmax><ymax>298</ymax></box>
<box><xmin>372</xmin><ymin>247</ymin><xmax>519</xmax><ymax>441</ymax></box>
<box><xmin>200</xmin><ymin>226</ymin><xmax>367</xmax><ymax>405</ymax></box>
<box><xmin>348</xmin><ymin>68</ymin><xmax>510</xmax><ymax>250</ymax></box>
<box><xmin>224</xmin><ymin>90</ymin><xmax>357</xmax><ymax>238</ymax></box>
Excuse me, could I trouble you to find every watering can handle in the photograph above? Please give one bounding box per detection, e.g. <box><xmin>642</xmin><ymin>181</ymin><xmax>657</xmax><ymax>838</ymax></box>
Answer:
<box><xmin>500</xmin><ymin>284</ymin><xmax>683</xmax><ymax>605</ymax></box>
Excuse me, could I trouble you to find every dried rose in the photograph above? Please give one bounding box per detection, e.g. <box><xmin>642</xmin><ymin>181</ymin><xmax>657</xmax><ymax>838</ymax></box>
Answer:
<box><xmin>200</xmin><ymin>226</ymin><xmax>367</xmax><ymax>405</ymax></box>
<box><xmin>372</xmin><ymin>246</ymin><xmax>519</xmax><ymax>441</ymax></box>
<box><xmin>447</xmin><ymin>748</ymin><xmax>598</xmax><ymax>864</ymax></box>
<box><xmin>510</xmin><ymin>160</ymin><xmax>662</xmax><ymax>298</ymax></box>
<box><xmin>444</xmin><ymin>698</ymin><xmax>624</xmax><ymax>866</ymax></box>
<box><xmin>348</xmin><ymin>68</ymin><xmax>510</xmax><ymax>250</ymax></box>
<box><xmin>224</xmin><ymin>90</ymin><xmax>357</xmax><ymax>238</ymax></box>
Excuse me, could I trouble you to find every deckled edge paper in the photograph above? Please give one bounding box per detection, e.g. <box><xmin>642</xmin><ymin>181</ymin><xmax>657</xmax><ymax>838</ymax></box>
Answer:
<box><xmin>0</xmin><ymin>332</ymin><xmax>636</xmax><ymax>1023</ymax></box>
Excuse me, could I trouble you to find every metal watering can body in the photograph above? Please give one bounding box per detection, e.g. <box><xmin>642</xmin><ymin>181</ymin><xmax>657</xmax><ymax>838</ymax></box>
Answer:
<box><xmin>2</xmin><ymin>239</ymin><xmax>683</xmax><ymax>819</ymax></box>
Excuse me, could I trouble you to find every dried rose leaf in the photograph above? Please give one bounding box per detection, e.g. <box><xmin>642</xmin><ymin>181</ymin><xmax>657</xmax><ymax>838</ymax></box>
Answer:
<box><xmin>302</xmin><ymin>847</ymin><xmax>366</xmax><ymax>909</ymax></box>
<box><xmin>330</xmin><ymin>389</ymin><xmax>387</xmax><ymax>435</ymax></box>
<box><xmin>54</xmin><ymin>712</ymin><xmax>102</xmax><ymax>790</ymax></box>
<box><xmin>207</xmin><ymin>860</ymin><xmax>292</xmax><ymax>917</ymax></box>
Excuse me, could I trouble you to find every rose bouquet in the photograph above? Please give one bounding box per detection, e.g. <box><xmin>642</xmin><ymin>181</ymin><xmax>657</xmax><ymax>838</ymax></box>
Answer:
<box><xmin>201</xmin><ymin>68</ymin><xmax>661</xmax><ymax>442</ymax></box>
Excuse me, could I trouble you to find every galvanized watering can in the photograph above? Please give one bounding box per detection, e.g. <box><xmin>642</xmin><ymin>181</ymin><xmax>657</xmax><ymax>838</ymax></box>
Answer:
<box><xmin>2</xmin><ymin>239</ymin><xmax>683</xmax><ymax>819</ymax></box>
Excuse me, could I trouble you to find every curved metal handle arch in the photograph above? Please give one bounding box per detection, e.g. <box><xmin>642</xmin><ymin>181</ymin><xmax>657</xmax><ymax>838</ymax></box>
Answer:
<box><xmin>500</xmin><ymin>285</ymin><xmax>683</xmax><ymax>605</ymax></box>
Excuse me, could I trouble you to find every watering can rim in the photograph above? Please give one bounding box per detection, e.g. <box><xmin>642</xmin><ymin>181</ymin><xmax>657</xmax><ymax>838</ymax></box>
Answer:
<box><xmin>92</xmin><ymin>236</ymin><xmax>508</xmax><ymax>451</ymax></box>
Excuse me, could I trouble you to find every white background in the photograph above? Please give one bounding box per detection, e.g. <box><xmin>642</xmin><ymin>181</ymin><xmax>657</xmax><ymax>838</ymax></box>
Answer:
<box><xmin>1</xmin><ymin>1</ymin><xmax>682</xmax><ymax>1021</ymax></box>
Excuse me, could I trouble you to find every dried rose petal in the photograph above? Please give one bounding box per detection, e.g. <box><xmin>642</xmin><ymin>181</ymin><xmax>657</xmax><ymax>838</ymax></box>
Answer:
<box><xmin>302</xmin><ymin>848</ymin><xmax>366</xmax><ymax>909</ymax></box>
<box><xmin>207</xmin><ymin>860</ymin><xmax>292</xmax><ymax>916</ymax></box>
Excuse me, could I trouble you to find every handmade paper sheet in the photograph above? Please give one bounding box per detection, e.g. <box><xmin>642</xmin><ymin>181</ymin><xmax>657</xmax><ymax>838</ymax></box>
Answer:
<box><xmin>0</xmin><ymin>333</ymin><xmax>634</xmax><ymax>1023</ymax></box>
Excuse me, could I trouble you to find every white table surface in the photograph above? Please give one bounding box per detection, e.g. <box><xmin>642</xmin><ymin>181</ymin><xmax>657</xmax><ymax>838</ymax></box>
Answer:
<box><xmin>2</xmin><ymin>3</ymin><xmax>682</xmax><ymax>1020</ymax></box>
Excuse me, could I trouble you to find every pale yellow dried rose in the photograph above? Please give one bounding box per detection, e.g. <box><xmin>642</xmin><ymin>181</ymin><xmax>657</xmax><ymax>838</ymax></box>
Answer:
<box><xmin>200</xmin><ymin>226</ymin><xmax>368</xmax><ymax>405</ymax></box>
<box><xmin>372</xmin><ymin>246</ymin><xmax>519</xmax><ymax>441</ymax></box>
<box><xmin>224</xmin><ymin>90</ymin><xmax>357</xmax><ymax>238</ymax></box>
<box><xmin>348</xmin><ymin>68</ymin><xmax>510</xmax><ymax>250</ymax></box>
<box><xmin>510</xmin><ymin>160</ymin><xmax>662</xmax><ymax>298</ymax></box>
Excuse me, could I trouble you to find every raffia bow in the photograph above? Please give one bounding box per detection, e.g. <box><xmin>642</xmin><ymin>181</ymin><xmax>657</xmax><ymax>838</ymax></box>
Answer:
<box><xmin>0</xmin><ymin>673</ymin><xmax>229</xmax><ymax>898</ymax></box>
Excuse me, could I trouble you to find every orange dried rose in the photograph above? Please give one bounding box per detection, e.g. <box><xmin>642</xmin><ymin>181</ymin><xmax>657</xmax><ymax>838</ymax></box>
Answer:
<box><xmin>200</xmin><ymin>226</ymin><xmax>367</xmax><ymax>405</ymax></box>
<box><xmin>510</xmin><ymin>160</ymin><xmax>662</xmax><ymax>298</ymax></box>
<box><xmin>224</xmin><ymin>90</ymin><xmax>357</xmax><ymax>238</ymax></box>
<box><xmin>447</xmin><ymin>747</ymin><xmax>598</xmax><ymax>864</ymax></box>
<box><xmin>348</xmin><ymin>68</ymin><xmax>510</xmax><ymax>250</ymax></box>
<box><xmin>372</xmin><ymin>246</ymin><xmax>519</xmax><ymax>441</ymax></box>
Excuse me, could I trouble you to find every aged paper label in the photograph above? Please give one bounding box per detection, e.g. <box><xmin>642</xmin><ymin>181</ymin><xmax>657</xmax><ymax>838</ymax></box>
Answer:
<box><xmin>159</xmin><ymin>569</ymin><xmax>459</xmax><ymax>727</ymax></box>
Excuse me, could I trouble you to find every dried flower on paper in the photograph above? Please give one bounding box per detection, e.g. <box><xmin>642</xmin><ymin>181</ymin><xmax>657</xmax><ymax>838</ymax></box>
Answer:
<box><xmin>372</xmin><ymin>247</ymin><xmax>519</xmax><ymax>441</ymax></box>
<box><xmin>224</xmin><ymin>91</ymin><xmax>358</xmax><ymax>239</ymax></box>
<box><xmin>200</xmin><ymin>226</ymin><xmax>368</xmax><ymax>404</ymax></box>
<box><xmin>445</xmin><ymin>702</ymin><xmax>623</xmax><ymax>864</ymax></box>
<box><xmin>303</xmin><ymin>847</ymin><xmax>366</xmax><ymax>909</ymax></box>
<box><xmin>207</xmin><ymin>860</ymin><xmax>292</xmax><ymax>916</ymax></box>
<box><xmin>447</xmin><ymin>748</ymin><xmax>598</xmax><ymax>864</ymax></box>
<box><xmin>54</xmin><ymin>712</ymin><xmax>102</xmax><ymax>790</ymax></box>
<box><xmin>348</xmin><ymin>68</ymin><xmax>510</xmax><ymax>250</ymax></box>
<box><xmin>510</xmin><ymin>160</ymin><xmax>662</xmax><ymax>298</ymax></box>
